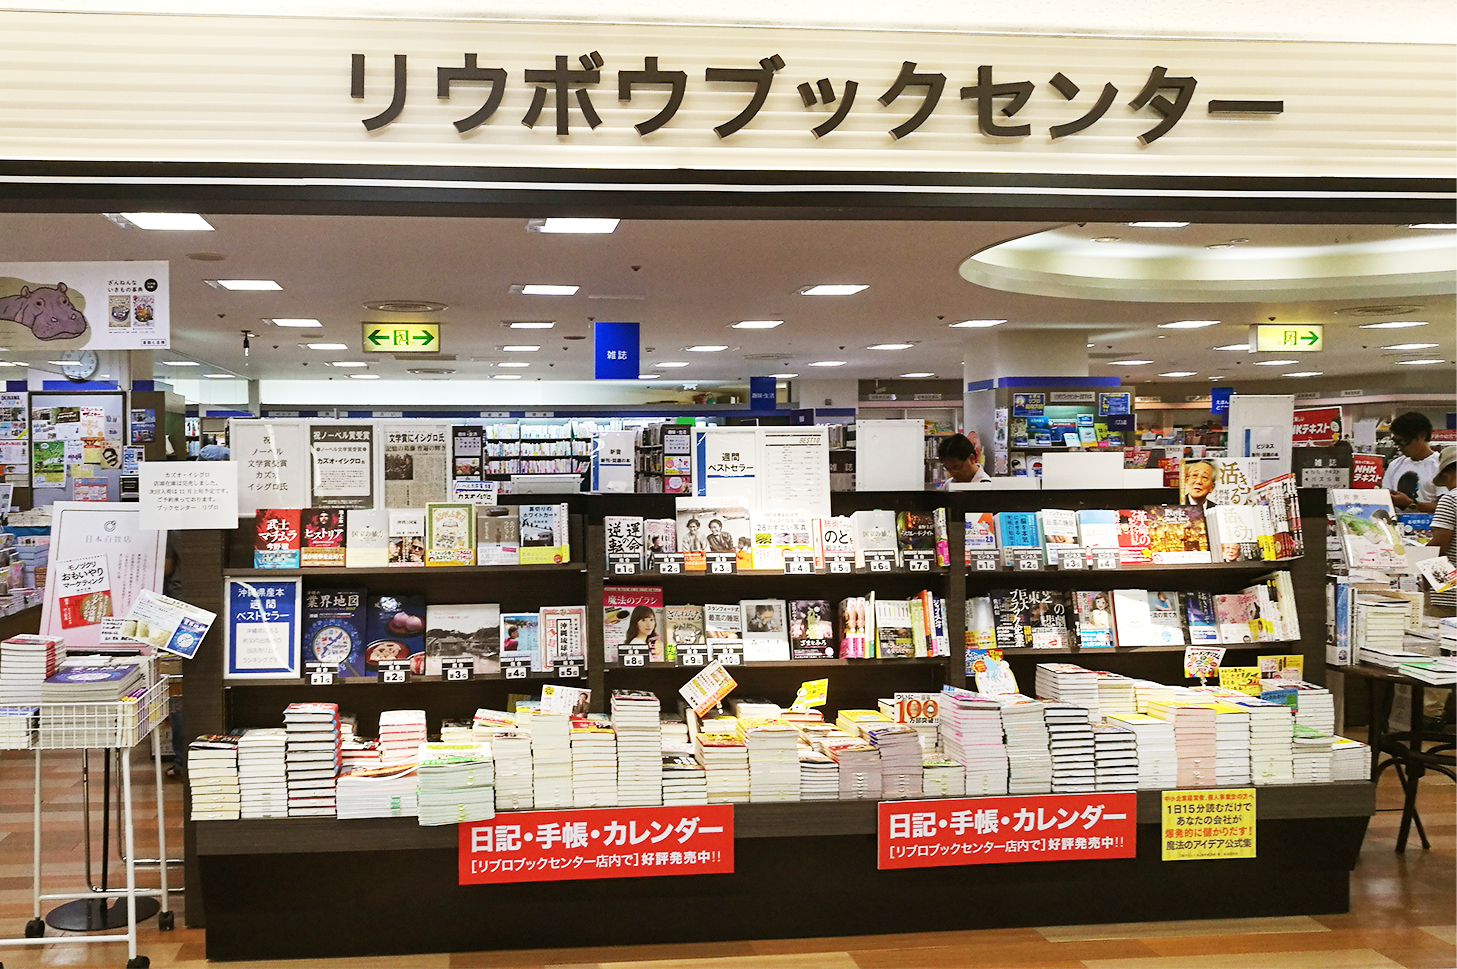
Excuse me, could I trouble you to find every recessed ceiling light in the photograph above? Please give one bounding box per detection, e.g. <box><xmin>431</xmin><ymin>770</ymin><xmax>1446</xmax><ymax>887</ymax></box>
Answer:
<box><xmin>495</xmin><ymin>361</ymin><xmax>531</xmax><ymax>368</ymax></box>
<box><xmin>349</xmin><ymin>373</ymin><xmax>381</xmax><ymax>380</ymax></box>
<box><xmin>507</xmin><ymin>321</ymin><xmax>555</xmax><ymax>329</ymax></box>
<box><xmin>1086</xmin><ymin>343</ymin><xmax>1096</xmax><ymax>348</ymax></box>
<box><xmin>46</xmin><ymin>360</ymin><xmax>74</xmax><ymax>366</ymax></box>
<box><xmin>493</xmin><ymin>373</ymin><xmax>523</xmax><ymax>380</ymax></box>
<box><xmin>160</xmin><ymin>360</ymin><xmax>201</xmax><ymax>366</ymax></box>
<box><xmin>269</xmin><ymin>318</ymin><xmax>322</xmax><ymax>328</ymax></box>
<box><xmin>1395</xmin><ymin>358</ymin><xmax>1448</xmax><ymax>365</ymax></box>
<box><xmin>899</xmin><ymin>372</ymin><xmax>935</xmax><ymax>378</ymax></box>
<box><xmin>1092</xmin><ymin>236</ymin><xmax>1121</xmax><ymax>243</ymax></box>
<box><xmin>112</xmin><ymin>212</ymin><xmax>213</xmax><ymax>231</ymax></box>
<box><xmin>501</xmin><ymin>345</ymin><xmax>540</xmax><ymax>352</ymax></box>
<box><xmin>1282</xmin><ymin>371</ymin><xmax>1324</xmax><ymax>377</ymax></box>
<box><xmin>770</xmin><ymin>372</ymin><xmax>797</xmax><ymax>379</ymax></box>
<box><xmin>685</xmin><ymin>345</ymin><xmax>728</xmax><ymax>352</ymax></box>
<box><xmin>798</xmin><ymin>284</ymin><xmax>867</xmax><ymax>296</ymax></box>
<box><xmin>329</xmin><ymin>361</ymin><xmax>367</xmax><ymax>368</ymax></box>
<box><xmin>527</xmin><ymin>218</ymin><xmax>619</xmax><ymax>234</ymax></box>
<box><xmin>1359</xmin><ymin>320</ymin><xmax>1429</xmax><ymax>329</ymax></box>
<box><xmin>1159</xmin><ymin>320</ymin><xmax>1220</xmax><ymax>329</ymax></box>
<box><xmin>731</xmin><ymin>320</ymin><xmax>783</xmax><ymax>329</ymax></box>
<box><xmin>1381</xmin><ymin>343</ymin><xmax>1440</xmax><ymax>350</ymax></box>
<box><xmin>1205</xmin><ymin>243</ymin><xmax>1235</xmax><ymax>250</ymax></box>
<box><xmin>637</xmin><ymin>374</ymin><xmax>660</xmax><ymax>380</ymax></box>
<box><xmin>207</xmin><ymin>279</ymin><xmax>281</xmax><ymax>291</ymax></box>
<box><xmin>950</xmin><ymin>319</ymin><xmax>1006</xmax><ymax>328</ymax></box>
<box><xmin>1159</xmin><ymin>371</ymin><xmax>1198</xmax><ymax>377</ymax></box>
<box><xmin>776</xmin><ymin>382</ymin><xmax>787</xmax><ymax>389</ymax></box>
<box><xmin>1128</xmin><ymin>221</ymin><xmax>1190</xmax><ymax>228</ymax></box>
<box><xmin>1254</xmin><ymin>359</ymin><xmax>1298</xmax><ymax>366</ymax></box>
<box><xmin>1214</xmin><ymin>344</ymin><xmax>1251</xmax><ymax>351</ymax></box>
<box><xmin>1109</xmin><ymin>359</ymin><xmax>1153</xmax><ymax>366</ymax></box>
<box><xmin>305</xmin><ymin>343</ymin><xmax>348</xmax><ymax>350</ymax></box>
<box><xmin>809</xmin><ymin>360</ymin><xmax>847</xmax><ymax>367</ymax></box>
<box><xmin>1208</xmin><ymin>376</ymin><xmax>1225</xmax><ymax>380</ymax></box>
<box><xmin>204</xmin><ymin>373</ymin><xmax>236</xmax><ymax>379</ymax></box>
<box><xmin>515</xmin><ymin>284</ymin><xmax>579</xmax><ymax>296</ymax></box>
<box><xmin>656</xmin><ymin>362</ymin><xmax>690</xmax><ymax>368</ymax></box>
<box><xmin>868</xmin><ymin>343</ymin><xmax>914</xmax><ymax>350</ymax></box>
<box><xmin>1408</xmin><ymin>223</ymin><xmax>1457</xmax><ymax>230</ymax></box>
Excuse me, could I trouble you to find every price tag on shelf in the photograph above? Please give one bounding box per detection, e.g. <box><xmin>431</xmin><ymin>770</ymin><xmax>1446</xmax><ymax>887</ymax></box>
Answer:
<box><xmin>710</xmin><ymin>643</ymin><xmax>744</xmax><ymax>666</ymax></box>
<box><xmin>501</xmin><ymin>655</ymin><xmax>533</xmax><ymax>680</ymax></box>
<box><xmin>784</xmin><ymin>553</ymin><xmax>815</xmax><ymax>575</ymax></box>
<box><xmin>706</xmin><ymin>553</ymin><xmax>736</xmax><ymax>574</ymax></box>
<box><xmin>1092</xmin><ymin>549</ymin><xmax>1122</xmax><ymax>570</ymax></box>
<box><xmin>608</xmin><ymin>554</ymin><xmax>640</xmax><ymax>577</ymax></box>
<box><xmin>619</xmin><ymin>644</ymin><xmax>651</xmax><ymax>668</ymax></box>
<box><xmin>379</xmin><ymin>660</ymin><xmax>411</xmax><ymax>684</ymax></box>
<box><xmin>903</xmin><ymin>549</ymin><xmax>935</xmax><ymax>572</ymax></box>
<box><xmin>554</xmin><ymin>661</ymin><xmax>584</xmax><ymax>680</ymax></box>
<box><xmin>1058</xmin><ymin>549</ymin><xmax>1088</xmax><ymax>570</ymax></box>
<box><xmin>865</xmin><ymin>551</ymin><xmax>897</xmax><ymax>573</ymax></box>
<box><xmin>677</xmin><ymin>644</ymin><xmax>710</xmax><ymax>668</ymax></box>
<box><xmin>442</xmin><ymin>658</ymin><xmax>474</xmax><ymax>682</ymax></box>
<box><xmin>655</xmin><ymin>554</ymin><xmax>684</xmax><ymax>575</ymax></box>
<box><xmin>1010</xmin><ymin>550</ymin><xmax>1043</xmax><ymax>572</ymax></box>
<box><xmin>826</xmin><ymin>554</ymin><xmax>854</xmax><ymax>574</ymax></box>
<box><xmin>968</xmin><ymin>551</ymin><xmax>1000</xmax><ymax>572</ymax></box>
<box><xmin>305</xmin><ymin>662</ymin><xmax>337</xmax><ymax>686</ymax></box>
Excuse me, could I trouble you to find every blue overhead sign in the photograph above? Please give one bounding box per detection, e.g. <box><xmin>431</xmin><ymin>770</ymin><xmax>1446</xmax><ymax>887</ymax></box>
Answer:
<box><xmin>749</xmin><ymin>376</ymin><xmax>777</xmax><ymax>409</ymax></box>
<box><xmin>1211</xmin><ymin>387</ymin><xmax>1233</xmax><ymax>416</ymax></box>
<box><xmin>594</xmin><ymin>321</ymin><xmax>639</xmax><ymax>379</ymax></box>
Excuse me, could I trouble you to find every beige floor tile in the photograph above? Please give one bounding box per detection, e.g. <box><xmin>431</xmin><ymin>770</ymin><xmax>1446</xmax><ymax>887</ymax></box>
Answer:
<box><xmin>1037</xmin><ymin>916</ymin><xmax>1331</xmax><ymax>943</ymax></box>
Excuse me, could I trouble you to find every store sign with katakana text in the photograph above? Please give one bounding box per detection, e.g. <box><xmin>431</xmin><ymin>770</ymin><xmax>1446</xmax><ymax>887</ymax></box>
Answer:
<box><xmin>877</xmin><ymin>793</ymin><xmax>1137</xmax><ymax>870</ymax></box>
<box><xmin>458</xmin><ymin>804</ymin><xmax>734</xmax><ymax>884</ymax></box>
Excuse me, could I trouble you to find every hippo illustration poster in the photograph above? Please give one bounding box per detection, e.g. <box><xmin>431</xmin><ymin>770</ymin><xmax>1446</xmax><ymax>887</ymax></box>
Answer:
<box><xmin>0</xmin><ymin>261</ymin><xmax>169</xmax><ymax>350</ymax></box>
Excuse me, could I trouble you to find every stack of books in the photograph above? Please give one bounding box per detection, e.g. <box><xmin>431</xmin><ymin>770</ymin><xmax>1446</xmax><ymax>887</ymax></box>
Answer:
<box><xmin>1108</xmin><ymin>714</ymin><xmax>1177</xmax><ymax>789</ymax></box>
<box><xmin>1091</xmin><ymin>724</ymin><xmax>1138</xmax><ymax>791</ymax></box>
<box><xmin>661</xmin><ymin>743</ymin><xmax>709</xmax><ymax>805</ymax></box>
<box><xmin>1094</xmin><ymin>671</ymin><xmax>1138</xmax><ymax>721</ymax></box>
<box><xmin>740</xmin><ymin>720</ymin><xmax>800</xmax><ymax>802</ymax></box>
<box><xmin>283</xmin><ymin>702</ymin><xmax>341</xmax><ymax>817</ymax></box>
<box><xmin>1331</xmin><ymin>738</ymin><xmax>1370</xmax><ymax>781</ymax></box>
<box><xmin>1238</xmin><ymin>697</ymin><xmax>1296</xmax><ymax>785</ymax></box>
<box><xmin>341</xmin><ymin>736</ymin><xmax>381</xmax><ymax>773</ymax></box>
<box><xmin>694</xmin><ymin>731</ymin><xmax>750</xmax><ymax>803</ymax></box>
<box><xmin>611</xmin><ymin>691</ymin><xmax>662</xmax><ymax>806</ymax></box>
<box><xmin>1292</xmin><ymin>724</ymin><xmax>1334</xmax><ymax>784</ymax></box>
<box><xmin>797</xmin><ymin>747</ymin><xmax>839</xmax><ymax>800</ymax></box>
<box><xmin>936</xmin><ymin>688</ymin><xmax>1009</xmax><ymax>797</ymax></box>
<box><xmin>440</xmin><ymin>719</ymin><xmax>474</xmax><ymax>744</ymax></box>
<box><xmin>877</xmin><ymin>698</ymin><xmax>938</xmax><ymax>751</ymax></box>
<box><xmin>335</xmin><ymin>762</ymin><xmax>420</xmax><ymax>819</ymax></box>
<box><xmin>1288</xmin><ymin>682</ymin><xmax>1336</xmax><ymax>735</ymax></box>
<box><xmin>660</xmin><ymin>716</ymin><xmax>690</xmax><ymax>744</ymax></box>
<box><xmin>237</xmin><ymin>728</ymin><xmax>288</xmax><ymax>819</ymax></box>
<box><xmin>378</xmin><ymin>710</ymin><xmax>427</xmax><ymax>765</ymax></box>
<box><xmin>492</xmin><ymin>729</ymin><xmax>534</xmax><ymax>810</ymax></box>
<box><xmin>40</xmin><ymin>663</ymin><xmax>142</xmax><ymax>702</ymax></box>
<box><xmin>529</xmin><ymin>712</ymin><xmax>573</xmax><ymax>808</ymax></box>
<box><xmin>921</xmin><ymin>753</ymin><xmax>966</xmax><ymax>797</ymax></box>
<box><xmin>836</xmin><ymin>708</ymin><xmax>897</xmax><ymax>740</ymax></box>
<box><xmin>1398</xmin><ymin>655</ymin><xmax>1457</xmax><ymax>685</ymax></box>
<box><xmin>187</xmin><ymin>734</ymin><xmax>241</xmax><ymax>820</ymax></box>
<box><xmin>570</xmin><ymin>719</ymin><xmax>619</xmax><ymax>807</ymax></box>
<box><xmin>1149</xmin><ymin>701</ymin><xmax>1218</xmax><ymax>788</ymax></box>
<box><xmin>998</xmin><ymin>694</ymin><xmax>1053</xmax><ymax>794</ymax></box>
<box><xmin>1035</xmin><ymin>663</ymin><xmax>1101</xmax><ymax>722</ymax></box>
<box><xmin>866</xmin><ymin>723</ymin><xmax>923</xmax><ymax>798</ymax></box>
<box><xmin>820</xmin><ymin>734</ymin><xmax>881</xmax><ymax>799</ymax></box>
<box><xmin>1354</xmin><ymin>595</ymin><xmax>1412</xmax><ymax>662</ymax></box>
<box><xmin>1211</xmin><ymin>702</ymin><xmax>1253</xmax><ymax>786</ymax></box>
<box><xmin>1046</xmin><ymin>703</ymin><xmax>1096</xmax><ymax>793</ymax></box>
<box><xmin>0</xmin><ymin>706</ymin><xmax>36</xmax><ymax>748</ymax></box>
<box><xmin>417</xmin><ymin>741</ymin><xmax>495</xmax><ymax>825</ymax></box>
<box><xmin>0</xmin><ymin>635</ymin><xmax>64</xmax><ymax>708</ymax></box>
<box><xmin>471</xmin><ymin>709</ymin><xmax>518</xmax><ymax>742</ymax></box>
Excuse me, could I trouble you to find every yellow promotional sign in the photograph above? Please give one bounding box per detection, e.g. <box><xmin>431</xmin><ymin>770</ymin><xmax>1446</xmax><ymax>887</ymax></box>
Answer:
<box><xmin>1217</xmin><ymin>667</ymin><xmax>1261</xmax><ymax>695</ymax></box>
<box><xmin>1162</xmin><ymin>788</ymin><xmax>1257</xmax><ymax>861</ymax></box>
<box><xmin>362</xmin><ymin>322</ymin><xmax>440</xmax><ymax>352</ymax></box>
<box><xmin>791</xmin><ymin>678</ymin><xmax>828</xmax><ymax>710</ymax></box>
<box><xmin>1253</xmin><ymin>323</ymin><xmax>1323</xmax><ymax>352</ymax></box>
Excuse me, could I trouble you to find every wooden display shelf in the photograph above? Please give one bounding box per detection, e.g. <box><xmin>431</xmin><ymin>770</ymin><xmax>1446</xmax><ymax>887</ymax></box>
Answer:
<box><xmin>630</xmin><ymin>567</ymin><xmax>948</xmax><ymax>578</ymax></box>
<box><xmin>223</xmin><ymin>671</ymin><xmax>574</xmax><ymax>687</ymax></box>
<box><xmin>223</xmin><ymin>563</ymin><xmax>586</xmax><ymax>578</ymax></box>
<box><xmin>967</xmin><ymin>560</ymin><xmax>1298</xmax><ymax>577</ymax></box>
<box><xmin>998</xmin><ymin>640</ymin><xmax>1302</xmax><ymax>657</ymax></box>
<box><xmin>604</xmin><ymin>656</ymin><xmax>950</xmax><ymax>670</ymax></box>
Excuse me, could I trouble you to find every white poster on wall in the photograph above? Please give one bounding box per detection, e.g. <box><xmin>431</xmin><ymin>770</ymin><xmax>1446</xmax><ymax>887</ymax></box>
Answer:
<box><xmin>230</xmin><ymin>419</ymin><xmax>310</xmax><ymax>515</ymax></box>
<box><xmin>0</xmin><ymin>261</ymin><xmax>169</xmax><ymax>350</ymax></box>
<box><xmin>759</xmin><ymin>427</ymin><xmax>831</xmax><ymax>519</ymax></box>
<box><xmin>40</xmin><ymin>502</ymin><xmax>167</xmax><ymax>650</ymax></box>
<box><xmin>382</xmin><ymin>423</ymin><xmax>449</xmax><ymax>507</ymax></box>
<box><xmin>694</xmin><ymin>427</ymin><xmax>759</xmax><ymax>507</ymax></box>
<box><xmin>139</xmin><ymin>461</ymin><xmax>239</xmax><ymax>530</ymax></box>
<box><xmin>855</xmin><ymin>420</ymin><xmax>927</xmax><ymax>492</ymax></box>
<box><xmin>1227</xmin><ymin>394</ymin><xmax>1295</xmax><ymax>480</ymax></box>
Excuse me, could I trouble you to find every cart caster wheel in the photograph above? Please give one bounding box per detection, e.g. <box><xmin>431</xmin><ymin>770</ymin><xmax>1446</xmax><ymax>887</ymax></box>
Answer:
<box><xmin>126</xmin><ymin>957</ymin><xmax>149</xmax><ymax>969</ymax></box>
<box><xmin>23</xmin><ymin>917</ymin><xmax>43</xmax><ymax>937</ymax></box>
<box><xmin>158</xmin><ymin>911</ymin><xmax>174</xmax><ymax>931</ymax></box>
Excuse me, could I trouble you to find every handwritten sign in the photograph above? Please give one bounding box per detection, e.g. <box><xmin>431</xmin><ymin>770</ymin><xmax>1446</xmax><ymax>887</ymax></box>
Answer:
<box><xmin>139</xmin><ymin>460</ymin><xmax>239</xmax><ymax>530</ymax></box>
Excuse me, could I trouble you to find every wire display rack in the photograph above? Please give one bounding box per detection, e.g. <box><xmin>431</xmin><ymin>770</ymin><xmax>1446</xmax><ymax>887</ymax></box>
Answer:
<box><xmin>0</xmin><ymin>673</ymin><xmax>174</xmax><ymax>969</ymax></box>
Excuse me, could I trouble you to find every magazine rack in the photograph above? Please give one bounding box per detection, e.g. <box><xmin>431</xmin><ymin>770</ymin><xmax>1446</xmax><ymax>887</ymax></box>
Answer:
<box><xmin>0</xmin><ymin>672</ymin><xmax>173</xmax><ymax>969</ymax></box>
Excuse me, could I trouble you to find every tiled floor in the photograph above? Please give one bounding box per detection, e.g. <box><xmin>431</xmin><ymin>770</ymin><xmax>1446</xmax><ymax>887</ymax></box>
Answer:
<box><xmin>0</xmin><ymin>743</ymin><xmax>1451</xmax><ymax>969</ymax></box>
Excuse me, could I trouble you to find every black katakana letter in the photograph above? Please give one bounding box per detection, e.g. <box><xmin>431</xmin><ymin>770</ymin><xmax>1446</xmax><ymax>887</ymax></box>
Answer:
<box><xmin>523</xmin><ymin>51</ymin><xmax>605</xmax><ymax>135</ymax></box>
<box><xmin>797</xmin><ymin>78</ymin><xmax>858</xmax><ymax>138</ymax></box>
<box><xmin>1128</xmin><ymin>66</ymin><xmax>1197</xmax><ymax>145</ymax></box>
<box><xmin>705</xmin><ymin>54</ymin><xmax>785</xmax><ymax>138</ymax></box>
<box><xmin>352</xmin><ymin>53</ymin><xmax>406</xmax><ymax>131</ymax></box>
<box><xmin>619</xmin><ymin>56</ymin><xmax>688</xmax><ymax>136</ymax></box>
<box><xmin>877</xmin><ymin>61</ymin><xmax>945</xmax><ymax>140</ymax></box>
<box><xmin>959</xmin><ymin>65</ymin><xmax>1033</xmax><ymax>137</ymax></box>
<box><xmin>438</xmin><ymin>54</ymin><xmax>508</xmax><ymax>133</ymax></box>
<box><xmin>1047</xmin><ymin>72</ymin><xmax>1118</xmax><ymax>139</ymax></box>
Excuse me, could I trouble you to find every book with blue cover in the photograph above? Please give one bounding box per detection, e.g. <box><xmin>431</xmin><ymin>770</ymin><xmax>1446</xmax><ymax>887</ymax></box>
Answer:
<box><xmin>1184</xmin><ymin>591</ymin><xmax>1220</xmax><ymax>645</ymax></box>
<box><xmin>996</xmin><ymin>512</ymin><xmax>1042</xmax><ymax>550</ymax></box>
<box><xmin>303</xmin><ymin>587</ymin><xmax>368</xmax><ymax>677</ymax></box>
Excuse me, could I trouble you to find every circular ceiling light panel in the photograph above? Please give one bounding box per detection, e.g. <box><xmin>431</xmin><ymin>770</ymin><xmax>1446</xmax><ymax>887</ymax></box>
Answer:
<box><xmin>363</xmin><ymin>299</ymin><xmax>448</xmax><ymax>313</ymax></box>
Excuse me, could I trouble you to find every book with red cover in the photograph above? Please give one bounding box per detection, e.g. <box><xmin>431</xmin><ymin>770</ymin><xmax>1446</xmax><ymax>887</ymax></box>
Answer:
<box><xmin>300</xmin><ymin>508</ymin><xmax>347</xmax><ymax>568</ymax></box>
<box><xmin>255</xmin><ymin>509</ymin><xmax>302</xmax><ymax>569</ymax></box>
<box><xmin>1116</xmin><ymin>509</ymin><xmax>1153</xmax><ymax>565</ymax></box>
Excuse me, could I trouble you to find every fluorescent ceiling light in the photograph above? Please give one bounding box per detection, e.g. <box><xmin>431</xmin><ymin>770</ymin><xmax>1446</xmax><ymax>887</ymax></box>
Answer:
<box><xmin>1092</xmin><ymin>236</ymin><xmax>1121</xmax><ymax>243</ymax></box>
<box><xmin>493</xmin><ymin>373</ymin><xmax>523</xmax><ymax>380</ymax></box>
<box><xmin>798</xmin><ymin>284</ymin><xmax>867</xmax><ymax>296</ymax></box>
<box><xmin>950</xmin><ymin>319</ymin><xmax>1006</xmax><ymax>328</ymax></box>
<box><xmin>1381</xmin><ymin>343</ymin><xmax>1440</xmax><ymax>350</ymax></box>
<box><xmin>809</xmin><ymin>360</ymin><xmax>847</xmax><ymax>367</ymax></box>
<box><xmin>508</xmin><ymin>321</ymin><xmax>555</xmax><ymax>329</ymax></box>
<box><xmin>1159</xmin><ymin>371</ymin><xmax>1198</xmax><ymax>377</ymax></box>
<box><xmin>1214</xmin><ymin>343</ymin><xmax>1251</xmax><ymax>350</ymax></box>
<box><xmin>349</xmin><ymin>373</ymin><xmax>381</xmax><ymax>380</ymax></box>
<box><xmin>517</xmin><ymin>284</ymin><xmax>579</xmax><ymax>296</ymax></box>
<box><xmin>1254</xmin><ymin>359</ymin><xmax>1298</xmax><ymax>366</ymax></box>
<box><xmin>899</xmin><ymin>372</ymin><xmax>935</xmax><ymax>378</ymax></box>
<box><xmin>1359</xmin><ymin>320</ymin><xmax>1429</xmax><ymax>329</ymax></box>
<box><xmin>208</xmin><ymin>279</ymin><xmax>282</xmax><ymax>291</ymax></box>
<box><xmin>1128</xmin><ymin>221</ymin><xmax>1190</xmax><ymax>228</ymax></box>
<box><xmin>1395</xmin><ymin>358</ymin><xmax>1448</xmax><ymax>365</ymax></box>
<box><xmin>732</xmin><ymin>320</ymin><xmax>783</xmax><ymax>329</ymax></box>
<box><xmin>1109</xmin><ymin>359</ymin><xmax>1153</xmax><ymax>366</ymax></box>
<box><xmin>270</xmin><ymin>318</ymin><xmax>322</xmax><ymax>328</ymax></box>
<box><xmin>116</xmin><ymin>212</ymin><xmax>213</xmax><ymax>231</ymax></box>
<box><xmin>46</xmin><ymin>360</ymin><xmax>73</xmax><ymax>366</ymax></box>
<box><xmin>305</xmin><ymin>343</ymin><xmax>348</xmax><ymax>350</ymax></box>
<box><xmin>495</xmin><ymin>361</ymin><xmax>531</xmax><ymax>368</ymax></box>
<box><xmin>770</xmin><ymin>372</ymin><xmax>797</xmax><ymax>378</ymax></box>
<box><xmin>868</xmin><ymin>343</ymin><xmax>914</xmax><ymax>350</ymax></box>
<box><xmin>1159</xmin><ymin>320</ymin><xmax>1219</xmax><ymax>329</ymax></box>
<box><xmin>1283</xmin><ymin>371</ymin><xmax>1323</xmax><ymax>377</ymax></box>
<box><xmin>655</xmin><ymin>362</ymin><xmax>690</xmax><ymax>368</ymax></box>
<box><xmin>529</xmin><ymin>218</ymin><xmax>619</xmax><ymax>234</ymax></box>
<box><xmin>637</xmin><ymin>374</ymin><xmax>660</xmax><ymax>380</ymax></box>
<box><xmin>160</xmin><ymin>360</ymin><xmax>201</xmax><ymax>366</ymax></box>
<box><xmin>1086</xmin><ymin>343</ymin><xmax>1096</xmax><ymax>348</ymax></box>
<box><xmin>1208</xmin><ymin>376</ymin><xmax>1226</xmax><ymax>380</ymax></box>
<box><xmin>204</xmin><ymin>373</ymin><xmax>236</xmax><ymax>379</ymax></box>
<box><xmin>329</xmin><ymin>361</ymin><xmax>367</xmax><ymax>368</ymax></box>
<box><xmin>685</xmin><ymin>345</ymin><xmax>727</xmax><ymax>352</ymax></box>
<box><xmin>501</xmin><ymin>345</ymin><xmax>540</xmax><ymax>352</ymax></box>
<box><xmin>1408</xmin><ymin>223</ymin><xmax>1457</xmax><ymax>229</ymax></box>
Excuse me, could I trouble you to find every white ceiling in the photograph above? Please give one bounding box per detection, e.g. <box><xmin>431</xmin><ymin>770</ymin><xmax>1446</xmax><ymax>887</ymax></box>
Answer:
<box><xmin>0</xmin><ymin>212</ymin><xmax>1452</xmax><ymax>389</ymax></box>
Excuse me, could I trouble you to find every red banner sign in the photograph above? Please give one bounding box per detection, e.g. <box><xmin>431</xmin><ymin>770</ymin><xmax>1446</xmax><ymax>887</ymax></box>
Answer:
<box><xmin>459</xmin><ymin>804</ymin><xmax>734</xmax><ymax>884</ymax></box>
<box><xmin>1351</xmin><ymin>453</ymin><xmax>1384</xmax><ymax>489</ymax></box>
<box><xmin>877</xmin><ymin>792</ymin><xmax>1137</xmax><ymax>870</ymax></box>
<box><xmin>1292</xmin><ymin>407</ymin><xmax>1343</xmax><ymax>446</ymax></box>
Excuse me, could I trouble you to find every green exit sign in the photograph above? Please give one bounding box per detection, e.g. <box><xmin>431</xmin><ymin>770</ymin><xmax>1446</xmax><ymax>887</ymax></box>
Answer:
<box><xmin>1252</xmin><ymin>323</ymin><xmax>1323</xmax><ymax>352</ymax></box>
<box><xmin>362</xmin><ymin>323</ymin><xmax>439</xmax><ymax>352</ymax></box>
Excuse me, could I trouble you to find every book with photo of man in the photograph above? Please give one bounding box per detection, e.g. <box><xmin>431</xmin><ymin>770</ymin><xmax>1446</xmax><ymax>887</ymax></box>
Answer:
<box><xmin>1180</xmin><ymin>457</ymin><xmax>1259</xmax><ymax>508</ymax></box>
<box><xmin>675</xmin><ymin>499</ymin><xmax>751</xmax><ymax>571</ymax></box>
<box><xmin>740</xmin><ymin>598</ymin><xmax>789</xmax><ymax>661</ymax></box>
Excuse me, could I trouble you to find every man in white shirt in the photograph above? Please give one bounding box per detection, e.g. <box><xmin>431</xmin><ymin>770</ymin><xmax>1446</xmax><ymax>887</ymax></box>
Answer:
<box><xmin>937</xmin><ymin>433</ymin><xmax>991</xmax><ymax>485</ymax></box>
<box><xmin>1383</xmin><ymin>412</ymin><xmax>1445</xmax><ymax>512</ymax></box>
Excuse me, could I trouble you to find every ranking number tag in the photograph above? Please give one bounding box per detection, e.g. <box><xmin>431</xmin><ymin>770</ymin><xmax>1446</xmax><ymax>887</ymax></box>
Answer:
<box><xmin>1092</xmin><ymin>549</ymin><xmax>1122</xmax><ymax>570</ymax></box>
<box><xmin>903</xmin><ymin>550</ymin><xmax>934</xmax><ymax>572</ymax></box>
<box><xmin>969</xmin><ymin>551</ymin><xmax>1000</xmax><ymax>572</ymax></box>
<box><xmin>866</xmin><ymin>551</ymin><xmax>896</xmax><ymax>573</ymax></box>
<box><xmin>554</xmin><ymin>661</ymin><xmax>584</xmax><ymax>679</ymax></box>
<box><xmin>784</xmin><ymin>554</ymin><xmax>815</xmax><ymax>575</ymax></box>
<box><xmin>501</xmin><ymin>655</ymin><xmax>533</xmax><ymax>680</ymax></box>
<box><xmin>1012</xmin><ymin>550</ymin><xmax>1043</xmax><ymax>572</ymax></box>
<box><xmin>706</xmin><ymin>553</ymin><xmax>736</xmax><ymax>574</ymax></box>
<box><xmin>442</xmin><ymin>658</ymin><xmax>473</xmax><ymax>682</ymax></box>
<box><xmin>1058</xmin><ymin>549</ymin><xmax>1088</xmax><ymax>570</ymax></box>
<box><xmin>677</xmin><ymin>645</ymin><xmax>710</xmax><ymax>667</ymax></box>
<box><xmin>608</xmin><ymin>555</ymin><xmax>640</xmax><ymax>576</ymax></box>
<box><xmin>826</xmin><ymin>554</ymin><xmax>854</xmax><ymax>574</ymax></box>
<box><xmin>710</xmin><ymin>644</ymin><xmax>744</xmax><ymax>666</ymax></box>
<box><xmin>305</xmin><ymin>662</ymin><xmax>337</xmax><ymax>686</ymax></box>
<box><xmin>656</xmin><ymin>554</ymin><xmax>684</xmax><ymax>575</ymax></box>
<box><xmin>379</xmin><ymin>660</ymin><xmax>411</xmax><ymax>684</ymax></box>
<box><xmin>619</xmin><ymin>645</ymin><xmax>650</xmax><ymax>668</ymax></box>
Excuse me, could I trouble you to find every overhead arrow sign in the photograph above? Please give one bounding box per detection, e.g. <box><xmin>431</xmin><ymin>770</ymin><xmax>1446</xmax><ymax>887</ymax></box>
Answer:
<box><xmin>1253</xmin><ymin>323</ymin><xmax>1323</xmax><ymax>352</ymax></box>
<box><xmin>361</xmin><ymin>322</ymin><xmax>441</xmax><ymax>353</ymax></box>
